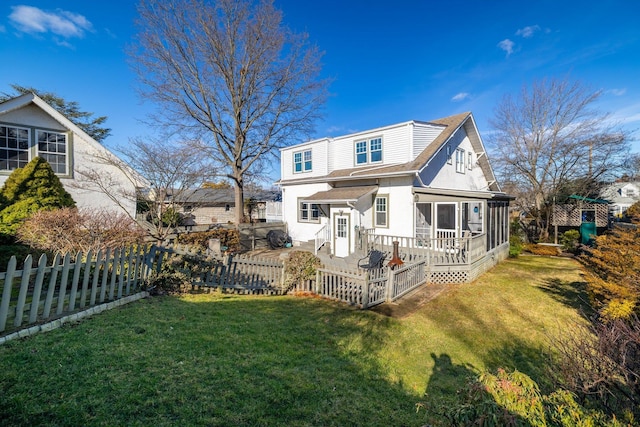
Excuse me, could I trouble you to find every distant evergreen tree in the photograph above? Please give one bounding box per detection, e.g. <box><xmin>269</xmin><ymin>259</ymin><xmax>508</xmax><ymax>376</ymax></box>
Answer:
<box><xmin>0</xmin><ymin>84</ymin><xmax>111</xmax><ymax>143</ymax></box>
<box><xmin>0</xmin><ymin>157</ymin><xmax>75</xmax><ymax>239</ymax></box>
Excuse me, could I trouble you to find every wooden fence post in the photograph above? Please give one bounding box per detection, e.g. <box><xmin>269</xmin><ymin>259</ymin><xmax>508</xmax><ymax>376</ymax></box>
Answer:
<box><xmin>29</xmin><ymin>254</ymin><xmax>48</xmax><ymax>323</ymax></box>
<box><xmin>385</xmin><ymin>267</ymin><xmax>395</xmax><ymax>302</ymax></box>
<box><xmin>68</xmin><ymin>252</ymin><xmax>83</xmax><ymax>311</ymax></box>
<box><xmin>0</xmin><ymin>256</ymin><xmax>17</xmax><ymax>332</ymax></box>
<box><xmin>362</xmin><ymin>272</ymin><xmax>370</xmax><ymax>309</ymax></box>
<box><xmin>43</xmin><ymin>254</ymin><xmax>61</xmax><ymax>319</ymax></box>
<box><xmin>14</xmin><ymin>255</ymin><xmax>33</xmax><ymax>328</ymax></box>
<box><xmin>79</xmin><ymin>250</ymin><xmax>93</xmax><ymax>309</ymax></box>
<box><xmin>280</xmin><ymin>259</ymin><xmax>286</xmax><ymax>291</ymax></box>
<box><xmin>55</xmin><ymin>253</ymin><xmax>72</xmax><ymax>315</ymax></box>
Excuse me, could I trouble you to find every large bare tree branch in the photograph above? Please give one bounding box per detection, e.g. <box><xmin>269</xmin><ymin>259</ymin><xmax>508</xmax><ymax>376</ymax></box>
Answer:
<box><xmin>130</xmin><ymin>0</ymin><xmax>328</xmax><ymax>224</ymax></box>
<box><xmin>489</xmin><ymin>78</ymin><xmax>630</xmax><ymax>240</ymax></box>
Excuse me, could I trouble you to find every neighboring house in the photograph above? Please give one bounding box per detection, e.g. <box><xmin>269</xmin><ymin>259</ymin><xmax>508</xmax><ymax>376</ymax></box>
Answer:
<box><xmin>170</xmin><ymin>188</ymin><xmax>280</xmax><ymax>225</ymax></box>
<box><xmin>0</xmin><ymin>93</ymin><xmax>137</xmax><ymax>217</ymax></box>
<box><xmin>600</xmin><ymin>181</ymin><xmax>640</xmax><ymax>218</ymax></box>
<box><xmin>278</xmin><ymin>112</ymin><xmax>512</xmax><ymax>283</ymax></box>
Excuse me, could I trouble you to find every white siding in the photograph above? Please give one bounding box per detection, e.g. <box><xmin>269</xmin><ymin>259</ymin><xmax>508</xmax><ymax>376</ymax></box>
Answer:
<box><xmin>0</xmin><ymin>103</ymin><xmax>137</xmax><ymax>218</ymax></box>
<box><xmin>427</xmin><ymin>128</ymin><xmax>489</xmax><ymax>191</ymax></box>
<box><xmin>71</xmin><ymin>134</ymin><xmax>137</xmax><ymax>216</ymax></box>
<box><xmin>282</xmin><ymin>182</ymin><xmax>330</xmax><ymax>244</ymax></box>
<box><xmin>280</xmin><ymin>138</ymin><xmax>329</xmax><ymax>181</ymax></box>
<box><xmin>412</xmin><ymin>123</ymin><xmax>445</xmax><ymax>158</ymax></box>
<box><xmin>370</xmin><ymin>177</ymin><xmax>415</xmax><ymax>237</ymax></box>
<box><xmin>0</xmin><ymin>104</ymin><xmax>64</xmax><ymax>131</ymax></box>
<box><xmin>329</xmin><ymin>123</ymin><xmax>414</xmax><ymax>171</ymax></box>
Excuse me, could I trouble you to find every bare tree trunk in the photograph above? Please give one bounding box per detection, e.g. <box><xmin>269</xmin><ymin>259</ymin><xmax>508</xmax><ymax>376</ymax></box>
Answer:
<box><xmin>130</xmin><ymin>0</ymin><xmax>328</xmax><ymax>225</ymax></box>
<box><xmin>233</xmin><ymin>176</ymin><xmax>244</xmax><ymax>225</ymax></box>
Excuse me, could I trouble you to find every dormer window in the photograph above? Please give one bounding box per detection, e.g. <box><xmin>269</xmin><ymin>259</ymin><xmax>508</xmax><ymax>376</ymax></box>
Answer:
<box><xmin>355</xmin><ymin>137</ymin><xmax>382</xmax><ymax>165</ymax></box>
<box><xmin>294</xmin><ymin>149</ymin><xmax>312</xmax><ymax>173</ymax></box>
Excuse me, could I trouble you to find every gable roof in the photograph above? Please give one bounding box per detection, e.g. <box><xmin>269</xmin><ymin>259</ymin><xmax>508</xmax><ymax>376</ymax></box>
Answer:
<box><xmin>279</xmin><ymin>112</ymin><xmax>500</xmax><ymax>192</ymax></box>
<box><xmin>0</xmin><ymin>92</ymin><xmax>146</xmax><ymax>187</ymax></box>
<box><xmin>0</xmin><ymin>92</ymin><xmax>98</xmax><ymax>146</ymax></box>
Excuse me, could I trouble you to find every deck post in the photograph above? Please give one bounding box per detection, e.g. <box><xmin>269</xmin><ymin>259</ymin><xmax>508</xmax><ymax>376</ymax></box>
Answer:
<box><xmin>385</xmin><ymin>267</ymin><xmax>395</xmax><ymax>302</ymax></box>
<box><xmin>361</xmin><ymin>272</ymin><xmax>369</xmax><ymax>309</ymax></box>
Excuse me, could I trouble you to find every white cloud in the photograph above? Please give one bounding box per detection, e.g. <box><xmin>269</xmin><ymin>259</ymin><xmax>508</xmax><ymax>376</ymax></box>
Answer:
<box><xmin>451</xmin><ymin>92</ymin><xmax>470</xmax><ymax>102</ymax></box>
<box><xmin>608</xmin><ymin>88</ymin><xmax>627</xmax><ymax>96</ymax></box>
<box><xmin>9</xmin><ymin>5</ymin><xmax>93</xmax><ymax>38</ymax></box>
<box><xmin>516</xmin><ymin>25</ymin><xmax>541</xmax><ymax>38</ymax></box>
<box><xmin>497</xmin><ymin>39</ymin><xmax>515</xmax><ymax>56</ymax></box>
<box><xmin>0</xmin><ymin>24</ymin><xmax>6</xmax><ymax>33</ymax></box>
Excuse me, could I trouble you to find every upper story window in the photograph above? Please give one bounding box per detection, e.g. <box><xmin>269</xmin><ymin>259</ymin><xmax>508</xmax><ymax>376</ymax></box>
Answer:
<box><xmin>37</xmin><ymin>130</ymin><xmax>67</xmax><ymax>175</ymax></box>
<box><xmin>467</xmin><ymin>151</ymin><xmax>473</xmax><ymax>170</ymax></box>
<box><xmin>0</xmin><ymin>125</ymin><xmax>30</xmax><ymax>171</ymax></box>
<box><xmin>355</xmin><ymin>137</ymin><xmax>382</xmax><ymax>165</ymax></box>
<box><xmin>294</xmin><ymin>149</ymin><xmax>312</xmax><ymax>173</ymax></box>
<box><xmin>455</xmin><ymin>148</ymin><xmax>465</xmax><ymax>173</ymax></box>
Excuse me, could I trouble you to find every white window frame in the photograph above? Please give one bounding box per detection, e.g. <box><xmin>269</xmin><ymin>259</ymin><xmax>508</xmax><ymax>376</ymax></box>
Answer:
<box><xmin>467</xmin><ymin>151</ymin><xmax>473</xmax><ymax>170</ymax></box>
<box><xmin>355</xmin><ymin>137</ymin><xmax>383</xmax><ymax>166</ymax></box>
<box><xmin>298</xmin><ymin>199</ymin><xmax>320</xmax><ymax>223</ymax></box>
<box><xmin>369</xmin><ymin>137</ymin><xmax>382</xmax><ymax>163</ymax></box>
<box><xmin>455</xmin><ymin>148</ymin><xmax>465</xmax><ymax>173</ymax></box>
<box><xmin>293</xmin><ymin>149</ymin><xmax>312</xmax><ymax>173</ymax></box>
<box><xmin>446</xmin><ymin>145</ymin><xmax>452</xmax><ymax>164</ymax></box>
<box><xmin>374</xmin><ymin>195</ymin><xmax>389</xmax><ymax>228</ymax></box>
<box><xmin>36</xmin><ymin>129</ymin><xmax>68</xmax><ymax>175</ymax></box>
<box><xmin>0</xmin><ymin>125</ymin><xmax>30</xmax><ymax>172</ymax></box>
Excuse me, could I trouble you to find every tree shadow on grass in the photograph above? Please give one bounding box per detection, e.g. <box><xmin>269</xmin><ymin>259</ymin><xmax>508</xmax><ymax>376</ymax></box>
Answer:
<box><xmin>421</xmin><ymin>353</ymin><xmax>531</xmax><ymax>426</ymax></box>
<box><xmin>483</xmin><ymin>338</ymin><xmax>555</xmax><ymax>393</ymax></box>
<box><xmin>0</xmin><ymin>295</ymin><xmax>431</xmax><ymax>427</ymax></box>
<box><xmin>537</xmin><ymin>278</ymin><xmax>594</xmax><ymax>320</ymax></box>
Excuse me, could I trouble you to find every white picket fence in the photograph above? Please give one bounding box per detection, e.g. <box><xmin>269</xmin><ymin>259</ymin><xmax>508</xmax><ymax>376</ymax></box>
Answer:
<box><xmin>0</xmin><ymin>244</ymin><xmax>430</xmax><ymax>339</ymax></box>
<box><xmin>0</xmin><ymin>245</ymin><xmax>157</xmax><ymax>335</ymax></box>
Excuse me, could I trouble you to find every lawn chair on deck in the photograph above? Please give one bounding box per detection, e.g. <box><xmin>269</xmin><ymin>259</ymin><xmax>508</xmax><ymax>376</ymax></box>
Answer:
<box><xmin>358</xmin><ymin>250</ymin><xmax>386</xmax><ymax>270</ymax></box>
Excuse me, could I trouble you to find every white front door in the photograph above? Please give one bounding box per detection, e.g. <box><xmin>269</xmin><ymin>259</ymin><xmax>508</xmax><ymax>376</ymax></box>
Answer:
<box><xmin>333</xmin><ymin>213</ymin><xmax>350</xmax><ymax>257</ymax></box>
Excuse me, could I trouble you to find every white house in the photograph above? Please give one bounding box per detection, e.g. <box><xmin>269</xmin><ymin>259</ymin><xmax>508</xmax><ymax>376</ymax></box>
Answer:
<box><xmin>600</xmin><ymin>181</ymin><xmax>640</xmax><ymax>218</ymax></box>
<box><xmin>278</xmin><ymin>112</ymin><xmax>512</xmax><ymax>283</ymax></box>
<box><xmin>0</xmin><ymin>93</ymin><xmax>137</xmax><ymax>217</ymax></box>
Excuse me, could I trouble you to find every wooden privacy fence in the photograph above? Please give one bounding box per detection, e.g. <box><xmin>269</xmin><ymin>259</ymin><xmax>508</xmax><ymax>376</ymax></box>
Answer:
<box><xmin>0</xmin><ymin>245</ymin><xmax>157</xmax><ymax>335</ymax></box>
<box><xmin>159</xmin><ymin>247</ymin><xmax>286</xmax><ymax>293</ymax></box>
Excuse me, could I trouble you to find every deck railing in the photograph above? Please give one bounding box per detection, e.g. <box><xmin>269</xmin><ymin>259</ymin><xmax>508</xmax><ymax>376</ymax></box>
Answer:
<box><xmin>314</xmin><ymin>224</ymin><xmax>331</xmax><ymax>255</ymax></box>
<box><xmin>362</xmin><ymin>230</ymin><xmax>488</xmax><ymax>266</ymax></box>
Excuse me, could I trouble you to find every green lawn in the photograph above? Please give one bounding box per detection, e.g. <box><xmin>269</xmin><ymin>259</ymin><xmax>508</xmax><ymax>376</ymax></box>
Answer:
<box><xmin>0</xmin><ymin>255</ymin><xmax>587</xmax><ymax>426</ymax></box>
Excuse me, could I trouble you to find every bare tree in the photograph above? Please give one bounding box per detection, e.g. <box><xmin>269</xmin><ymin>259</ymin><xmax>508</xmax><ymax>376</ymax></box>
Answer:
<box><xmin>130</xmin><ymin>0</ymin><xmax>328</xmax><ymax>224</ymax></box>
<box><xmin>74</xmin><ymin>136</ymin><xmax>210</xmax><ymax>243</ymax></box>
<box><xmin>489</xmin><ymin>78</ymin><xmax>629</xmax><ymax>240</ymax></box>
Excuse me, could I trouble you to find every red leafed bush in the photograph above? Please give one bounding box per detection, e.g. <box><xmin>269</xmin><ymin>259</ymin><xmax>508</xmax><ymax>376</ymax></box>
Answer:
<box><xmin>17</xmin><ymin>207</ymin><xmax>145</xmax><ymax>255</ymax></box>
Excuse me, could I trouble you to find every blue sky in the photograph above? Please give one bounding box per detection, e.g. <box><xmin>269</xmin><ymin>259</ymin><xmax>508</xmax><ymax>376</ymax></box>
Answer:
<box><xmin>1</xmin><ymin>0</ymin><xmax>639</xmax><ymax>178</ymax></box>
